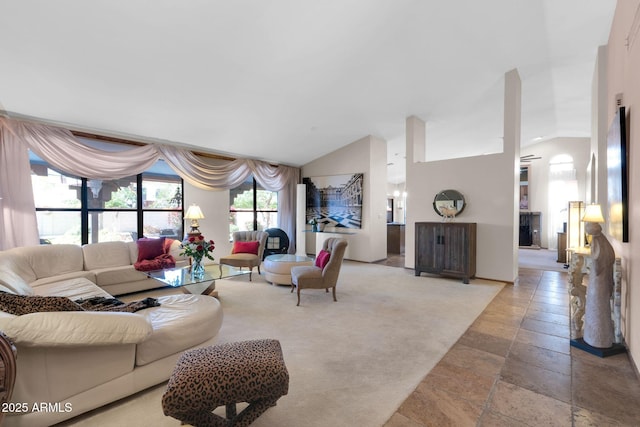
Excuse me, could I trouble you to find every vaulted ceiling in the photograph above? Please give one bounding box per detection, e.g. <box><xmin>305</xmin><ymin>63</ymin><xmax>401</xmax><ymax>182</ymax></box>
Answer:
<box><xmin>0</xmin><ymin>1</ymin><xmax>616</xmax><ymax>184</ymax></box>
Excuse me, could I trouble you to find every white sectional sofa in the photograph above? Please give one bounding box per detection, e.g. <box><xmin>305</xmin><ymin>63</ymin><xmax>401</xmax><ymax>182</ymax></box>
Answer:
<box><xmin>0</xmin><ymin>241</ymin><xmax>223</xmax><ymax>427</ymax></box>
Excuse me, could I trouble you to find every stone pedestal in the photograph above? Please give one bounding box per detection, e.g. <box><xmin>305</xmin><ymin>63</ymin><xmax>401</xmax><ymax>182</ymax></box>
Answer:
<box><xmin>567</xmin><ymin>249</ymin><xmax>625</xmax><ymax>357</ymax></box>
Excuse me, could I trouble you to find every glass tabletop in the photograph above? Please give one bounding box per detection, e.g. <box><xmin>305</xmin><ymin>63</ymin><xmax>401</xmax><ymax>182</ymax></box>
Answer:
<box><xmin>145</xmin><ymin>263</ymin><xmax>250</xmax><ymax>294</ymax></box>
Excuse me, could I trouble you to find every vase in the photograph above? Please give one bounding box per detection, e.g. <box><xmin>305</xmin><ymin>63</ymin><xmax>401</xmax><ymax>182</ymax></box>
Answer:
<box><xmin>191</xmin><ymin>258</ymin><xmax>205</xmax><ymax>280</ymax></box>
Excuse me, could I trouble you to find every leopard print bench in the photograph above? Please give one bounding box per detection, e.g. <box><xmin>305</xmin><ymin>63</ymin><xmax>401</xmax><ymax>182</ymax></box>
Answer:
<box><xmin>162</xmin><ymin>339</ymin><xmax>289</xmax><ymax>427</ymax></box>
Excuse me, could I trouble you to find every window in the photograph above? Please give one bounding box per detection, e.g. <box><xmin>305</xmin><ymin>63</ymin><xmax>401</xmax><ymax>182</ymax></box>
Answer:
<box><xmin>548</xmin><ymin>154</ymin><xmax>578</xmax><ymax>249</ymax></box>
<box><xmin>31</xmin><ymin>145</ymin><xmax>183</xmax><ymax>245</ymax></box>
<box><xmin>229</xmin><ymin>176</ymin><xmax>278</xmax><ymax>240</ymax></box>
<box><xmin>31</xmin><ymin>165</ymin><xmax>82</xmax><ymax>245</ymax></box>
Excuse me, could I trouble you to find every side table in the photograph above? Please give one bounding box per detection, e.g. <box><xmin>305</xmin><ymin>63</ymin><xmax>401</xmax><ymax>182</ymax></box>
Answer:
<box><xmin>264</xmin><ymin>254</ymin><xmax>313</xmax><ymax>285</ymax></box>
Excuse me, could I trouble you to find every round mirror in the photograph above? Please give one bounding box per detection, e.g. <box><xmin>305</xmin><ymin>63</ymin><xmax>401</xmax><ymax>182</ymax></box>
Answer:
<box><xmin>433</xmin><ymin>190</ymin><xmax>466</xmax><ymax>218</ymax></box>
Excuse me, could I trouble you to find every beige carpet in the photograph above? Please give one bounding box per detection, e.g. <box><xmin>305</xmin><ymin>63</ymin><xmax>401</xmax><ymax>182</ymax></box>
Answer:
<box><xmin>60</xmin><ymin>262</ymin><xmax>504</xmax><ymax>427</ymax></box>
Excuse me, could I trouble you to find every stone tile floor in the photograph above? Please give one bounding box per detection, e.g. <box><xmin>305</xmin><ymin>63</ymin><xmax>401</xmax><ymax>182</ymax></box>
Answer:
<box><xmin>383</xmin><ymin>268</ymin><xmax>640</xmax><ymax>426</ymax></box>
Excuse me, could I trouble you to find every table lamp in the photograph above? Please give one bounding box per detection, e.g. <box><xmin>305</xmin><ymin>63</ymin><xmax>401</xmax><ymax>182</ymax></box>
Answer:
<box><xmin>582</xmin><ymin>203</ymin><xmax>605</xmax><ymax>246</ymax></box>
<box><xmin>184</xmin><ymin>204</ymin><xmax>205</xmax><ymax>236</ymax></box>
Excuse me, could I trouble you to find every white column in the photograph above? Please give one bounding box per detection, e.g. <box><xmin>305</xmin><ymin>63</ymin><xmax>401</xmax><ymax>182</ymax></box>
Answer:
<box><xmin>296</xmin><ymin>184</ymin><xmax>306</xmax><ymax>256</ymax></box>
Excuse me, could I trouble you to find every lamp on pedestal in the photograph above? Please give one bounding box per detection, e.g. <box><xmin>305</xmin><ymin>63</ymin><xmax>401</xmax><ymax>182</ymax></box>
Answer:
<box><xmin>184</xmin><ymin>204</ymin><xmax>205</xmax><ymax>237</ymax></box>
<box><xmin>582</xmin><ymin>204</ymin><xmax>604</xmax><ymax>246</ymax></box>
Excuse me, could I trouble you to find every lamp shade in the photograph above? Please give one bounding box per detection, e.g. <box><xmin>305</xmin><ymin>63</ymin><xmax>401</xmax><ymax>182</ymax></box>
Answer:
<box><xmin>582</xmin><ymin>204</ymin><xmax>604</xmax><ymax>223</ymax></box>
<box><xmin>184</xmin><ymin>204</ymin><xmax>205</xmax><ymax>220</ymax></box>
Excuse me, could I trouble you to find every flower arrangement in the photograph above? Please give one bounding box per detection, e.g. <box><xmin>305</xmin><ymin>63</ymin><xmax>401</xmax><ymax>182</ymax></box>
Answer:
<box><xmin>180</xmin><ymin>235</ymin><xmax>215</xmax><ymax>264</ymax></box>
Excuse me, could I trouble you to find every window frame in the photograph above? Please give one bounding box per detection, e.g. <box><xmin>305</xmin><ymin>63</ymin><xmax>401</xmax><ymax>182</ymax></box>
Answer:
<box><xmin>229</xmin><ymin>178</ymin><xmax>278</xmax><ymax>235</ymax></box>
<box><xmin>31</xmin><ymin>156</ymin><xmax>184</xmax><ymax>245</ymax></box>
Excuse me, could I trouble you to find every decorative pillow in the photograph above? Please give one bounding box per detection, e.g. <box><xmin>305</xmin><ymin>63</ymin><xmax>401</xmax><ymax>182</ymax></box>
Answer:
<box><xmin>315</xmin><ymin>250</ymin><xmax>331</xmax><ymax>269</ymax></box>
<box><xmin>232</xmin><ymin>240</ymin><xmax>260</xmax><ymax>255</ymax></box>
<box><xmin>136</xmin><ymin>237</ymin><xmax>166</xmax><ymax>262</ymax></box>
<box><xmin>163</xmin><ymin>238</ymin><xmax>175</xmax><ymax>254</ymax></box>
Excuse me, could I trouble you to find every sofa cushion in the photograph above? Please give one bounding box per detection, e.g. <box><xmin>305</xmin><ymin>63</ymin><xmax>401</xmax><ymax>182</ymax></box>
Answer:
<box><xmin>0</xmin><ymin>250</ymin><xmax>37</xmax><ymax>287</ymax></box>
<box><xmin>135</xmin><ymin>294</ymin><xmax>223</xmax><ymax>366</ymax></box>
<box><xmin>0</xmin><ymin>284</ymin><xmax>16</xmax><ymax>294</ymax></box>
<box><xmin>1</xmin><ymin>311</ymin><xmax>152</xmax><ymax>347</ymax></box>
<box><xmin>0</xmin><ymin>263</ymin><xmax>35</xmax><ymax>295</ymax></box>
<box><xmin>34</xmin><ymin>277</ymin><xmax>111</xmax><ymax>300</ymax></box>
<box><xmin>30</xmin><ymin>270</ymin><xmax>96</xmax><ymax>288</ymax></box>
<box><xmin>12</xmin><ymin>244</ymin><xmax>84</xmax><ymax>280</ymax></box>
<box><xmin>92</xmin><ymin>265</ymin><xmax>150</xmax><ymax>287</ymax></box>
<box><xmin>136</xmin><ymin>237</ymin><xmax>166</xmax><ymax>262</ymax></box>
<box><xmin>82</xmin><ymin>241</ymin><xmax>132</xmax><ymax>271</ymax></box>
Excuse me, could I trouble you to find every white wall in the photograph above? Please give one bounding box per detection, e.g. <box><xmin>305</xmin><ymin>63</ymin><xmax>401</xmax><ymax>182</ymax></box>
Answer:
<box><xmin>183</xmin><ymin>184</ymin><xmax>232</xmax><ymax>264</ymax></box>
<box><xmin>593</xmin><ymin>45</ymin><xmax>609</xmax><ymax>206</ymax></box>
<box><xmin>301</xmin><ymin>135</ymin><xmax>388</xmax><ymax>262</ymax></box>
<box><xmin>606</xmin><ymin>0</ymin><xmax>640</xmax><ymax>370</ymax></box>
<box><xmin>404</xmin><ymin>70</ymin><xmax>520</xmax><ymax>283</ymax></box>
<box><xmin>405</xmin><ymin>153</ymin><xmax>519</xmax><ymax>282</ymax></box>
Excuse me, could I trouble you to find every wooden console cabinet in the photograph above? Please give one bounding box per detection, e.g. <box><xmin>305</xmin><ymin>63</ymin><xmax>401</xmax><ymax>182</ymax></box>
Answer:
<box><xmin>414</xmin><ymin>222</ymin><xmax>477</xmax><ymax>284</ymax></box>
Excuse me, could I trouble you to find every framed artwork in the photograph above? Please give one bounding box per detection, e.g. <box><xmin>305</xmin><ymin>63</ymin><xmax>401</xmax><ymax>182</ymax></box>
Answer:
<box><xmin>519</xmin><ymin>165</ymin><xmax>529</xmax><ymax>210</ymax></box>
<box><xmin>303</xmin><ymin>173</ymin><xmax>363</xmax><ymax>229</ymax></box>
<box><xmin>606</xmin><ymin>106</ymin><xmax>629</xmax><ymax>242</ymax></box>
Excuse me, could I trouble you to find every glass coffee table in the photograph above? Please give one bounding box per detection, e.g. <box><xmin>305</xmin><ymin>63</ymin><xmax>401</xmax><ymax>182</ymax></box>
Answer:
<box><xmin>146</xmin><ymin>263</ymin><xmax>251</xmax><ymax>297</ymax></box>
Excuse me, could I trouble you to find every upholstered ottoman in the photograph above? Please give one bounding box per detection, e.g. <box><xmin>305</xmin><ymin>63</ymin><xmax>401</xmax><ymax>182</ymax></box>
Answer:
<box><xmin>264</xmin><ymin>254</ymin><xmax>314</xmax><ymax>285</ymax></box>
<box><xmin>162</xmin><ymin>339</ymin><xmax>289</xmax><ymax>427</ymax></box>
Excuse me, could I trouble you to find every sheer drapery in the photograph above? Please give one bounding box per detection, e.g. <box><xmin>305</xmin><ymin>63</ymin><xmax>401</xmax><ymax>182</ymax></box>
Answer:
<box><xmin>158</xmin><ymin>145</ymin><xmax>300</xmax><ymax>252</ymax></box>
<box><xmin>1</xmin><ymin>118</ymin><xmax>160</xmax><ymax>180</ymax></box>
<box><xmin>0</xmin><ymin>117</ymin><xmax>301</xmax><ymax>251</ymax></box>
<box><xmin>0</xmin><ymin>122</ymin><xmax>40</xmax><ymax>249</ymax></box>
<box><xmin>158</xmin><ymin>146</ymin><xmax>253</xmax><ymax>189</ymax></box>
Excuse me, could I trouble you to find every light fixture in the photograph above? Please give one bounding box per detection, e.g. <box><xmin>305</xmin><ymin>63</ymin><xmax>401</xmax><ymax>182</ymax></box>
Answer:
<box><xmin>582</xmin><ymin>203</ymin><xmax>605</xmax><ymax>246</ymax></box>
<box><xmin>567</xmin><ymin>201</ymin><xmax>585</xmax><ymax>250</ymax></box>
<box><xmin>184</xmin><ymin>204</ymin><xmax>205</xmax><ymax>236</ymax></box>
<box><xmin>582</xmin><ymin>204</ymin><xmax>605</xmax><ymax>223</ymax></box>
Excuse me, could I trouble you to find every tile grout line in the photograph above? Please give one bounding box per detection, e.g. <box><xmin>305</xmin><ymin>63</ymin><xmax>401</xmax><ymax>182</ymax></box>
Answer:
<box><xmin>477</xmin><ymin>272</ymin><xmax>541</xmax><ymax>425</ymax></box>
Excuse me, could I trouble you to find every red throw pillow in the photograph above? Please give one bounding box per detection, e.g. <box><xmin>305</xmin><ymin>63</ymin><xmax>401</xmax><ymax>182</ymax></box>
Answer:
<box><xmin>163</xmin><ymin>238</ymin><xmax>175</xmax><ymax>254</ymax></box>
<box><xmin>136</xmin><ymin>237</ymin><xmax>166</xmax><ymax>262</ymax></box>
<box><xmin>232</xmin><ymin>240</ymin><xmax>260</xmax><ymax>255</ymax></box>
<box><xmin>315</xmin><ymin>250</ymin><xmax>331</xmax><ymax>269</ymax></box>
